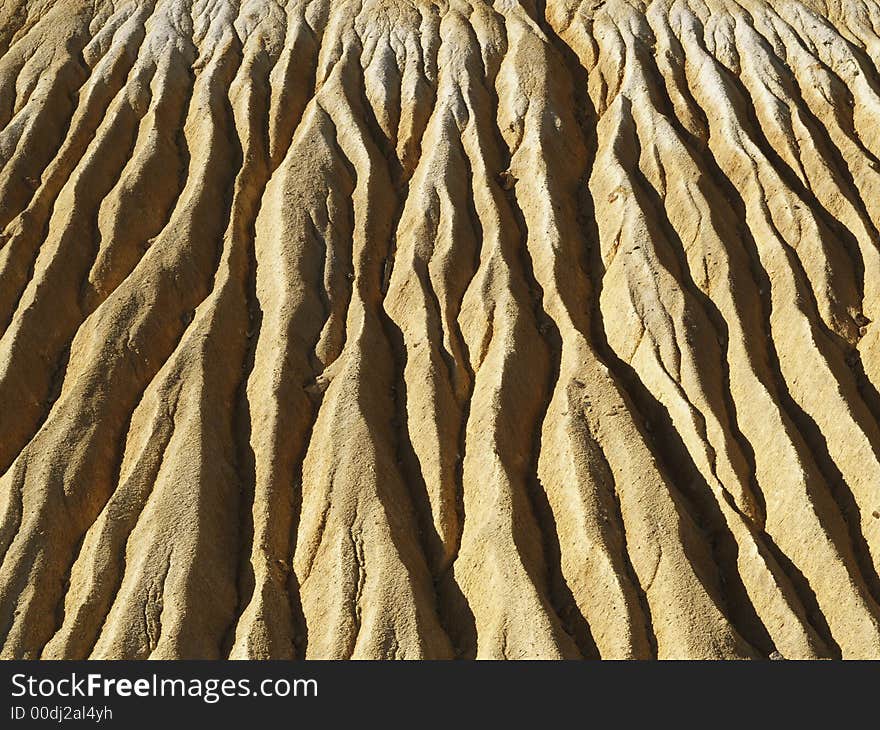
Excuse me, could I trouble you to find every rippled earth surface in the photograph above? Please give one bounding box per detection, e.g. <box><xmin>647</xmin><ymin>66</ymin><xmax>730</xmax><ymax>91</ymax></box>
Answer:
<box><xmin>1</xmin><ymin>0</ymin><xmax>880</xmax><ymax>659</ymax></box>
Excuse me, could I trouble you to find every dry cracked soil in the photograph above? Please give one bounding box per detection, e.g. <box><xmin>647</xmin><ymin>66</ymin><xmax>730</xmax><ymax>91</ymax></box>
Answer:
<box><xmin>1</xmin><ymin>0</ymin><xmax>880</xmax><ymax>660</ymax></box>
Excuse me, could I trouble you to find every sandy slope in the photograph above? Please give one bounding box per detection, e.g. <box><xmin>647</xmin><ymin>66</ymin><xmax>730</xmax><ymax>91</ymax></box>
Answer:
<box><xmin>0</xmin><ymin>0</ymin><xmax>879</xmax><ymax>659</ymax></box>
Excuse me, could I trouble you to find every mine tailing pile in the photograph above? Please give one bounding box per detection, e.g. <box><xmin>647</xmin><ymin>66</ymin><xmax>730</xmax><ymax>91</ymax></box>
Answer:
<box><xmin>1</xmin><ymin>0</ymin><xmax>880</xmax><ymax>659</ymax></box>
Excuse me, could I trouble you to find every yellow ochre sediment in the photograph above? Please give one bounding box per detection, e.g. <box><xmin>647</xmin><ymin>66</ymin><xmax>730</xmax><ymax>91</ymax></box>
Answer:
<box><xmin>0</xmin><ymin>0</ymin><xmax>879</xmax><ymax>660</ymax></box>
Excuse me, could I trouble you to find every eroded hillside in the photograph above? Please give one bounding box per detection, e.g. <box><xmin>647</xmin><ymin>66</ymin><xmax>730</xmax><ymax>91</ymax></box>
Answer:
<box><xmin>1</xmin><ymin>0</ymin><xmax>880</xmax><ymax>659</ymax></box>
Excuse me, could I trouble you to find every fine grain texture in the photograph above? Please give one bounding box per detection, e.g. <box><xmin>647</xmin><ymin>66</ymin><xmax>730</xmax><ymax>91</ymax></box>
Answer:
<box><xmin>1</xmin><ymin>0</ymin><xmax>880</xmax><ymax>659</ymax></box>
